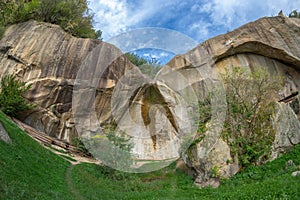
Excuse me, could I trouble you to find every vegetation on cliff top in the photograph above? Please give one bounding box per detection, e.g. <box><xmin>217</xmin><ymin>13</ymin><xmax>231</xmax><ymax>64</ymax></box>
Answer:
<box><xmin>125</xmin><ymin>52</ymin><xmax>162</xmax><ymax>78</ymax></box>
<box><xmin>289</xmin><ymin>10</ymin><xmax>300</xmax><ymax>18</ymax></box>
<box><xmin>0</xmin><ymin>0</ymin><xmax>101</xmax><ymax>39</ymax></box>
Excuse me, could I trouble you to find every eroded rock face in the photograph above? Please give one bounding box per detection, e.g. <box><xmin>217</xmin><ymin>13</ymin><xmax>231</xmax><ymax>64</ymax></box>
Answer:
<box><xmin>271</xmin><ymin>102</ymin><xmax>300</xmax><ymax>160</ymax></box>
<box><xmin>165</xmin><ymin>16</ymin><xmax>300</xmax><ymax>187</ymax></box>
<box><xmin>0</xmin><ymin>20</ymin><xmax>136</xmax><ymax>142</ymax></box>
<box><xmin>0</xmin><ymin>16</ymin><xmax>300</xmax><ymax>184</ymax></box>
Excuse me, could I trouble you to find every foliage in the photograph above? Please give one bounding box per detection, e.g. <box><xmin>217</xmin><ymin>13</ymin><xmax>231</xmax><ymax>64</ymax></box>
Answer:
<box><xmin>88</xmin><ymin>123</ymin><xmax>134</xmax><ymax>180</ymax></box>
<box><xmin>196</xmin><ymin>96</ymin><xmax>212</xmax><ymax>134</ymax></box>
<box><xmin>125</xmin><ymin>52</ymin><xmax>148</xmax><ymax>66</ymax></box>
<box><xmin>221</xmin><ymin>67</ymin><xmax>283</xmax><ymax>167</ymax></box>
<box><xmin>104</xmin><ymin>124</ymin><xmax>133</xmax><ymax>173</ymax></box>
<box><xmin>1</xmin><ymin>111</ymin><xmax>300</xmax><ymax>199</ymax></box>
<box><xmin>125</xmin><ymin>52</ymin><xmax>162</xmax><ymax>78</ymax></box>
<box><xmin>0</xmin><ymin>75</ymin><xmax>34</xmax><ymax>117</ymax></box>
<box><xmin>210</xmin><ymin>165</ymin><xmax>220</xmax><ymax>178</ymax></box>
<box><xmin>71</xmin><ymin>137</ymin><xmax>91</xmax><ymax>156</ymax></box>
<box><xmin>288</xmin><ymin>10</ymin><xmax>300</xmax><ymax>18</ymax></box>
<box><xmin>0</xmin><ymin>0</ymin><xmax>101</xmax><ymax>39</ymax></box>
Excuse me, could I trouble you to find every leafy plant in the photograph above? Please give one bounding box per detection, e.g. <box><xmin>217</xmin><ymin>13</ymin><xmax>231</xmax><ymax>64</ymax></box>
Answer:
<box><xmin>125</xmin><ymin>52</ymin><xmax>162</xmax><ymax>78</ymax></box>
<box><xmin>87</xmin><ymin>123</ymin><xmax>134</xmax><ymax>180</ymax></box>
<box><xmin>0</xmin><ymin>0</ymin><xmax>101</xmax><ymax>39</ymax></box>
<box><xmin>0</xmin><ymin>26</ymin><xmax>5</xmax><ymax>40</ymax></box>
<box><xmin>210</xmin><ymin>165</ymin><xmax>220</xmax><ymax>178</ymax></box>
<box><xmin>0</xmin><ymin>75</ymin><xmax>34</xmax><ymax>117</ymax></box>
<box><xmin>221</xmin><ymin>67</ymin><xmax>283</xmax><ymax>167</ymax></box>
<box><xmin>288</xmin><ymin>10</ymin><xmax>300</xmax><ymax>18</ymax></box>
<box><xmin>125</xmin><ymin>52</ymin><xmax>148</xmax><ymax>66</ymax></box>
<box><xmin>71</xmin><ymin>137</ymin><xmax>91</xmax><ymax>156</ymax></box>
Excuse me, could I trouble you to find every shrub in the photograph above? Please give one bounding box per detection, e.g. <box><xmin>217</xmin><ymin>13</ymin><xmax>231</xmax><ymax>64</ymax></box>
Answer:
<box><xmin>221</xmin><ymin>67</ymin><xmax>283</xmax><ymax>167</ymax></box>
<box><xmin>0</xmin><ymin>0</ymin><xmax>101</xmax><ymax>39</ymax></box>
<box><xmin>125</xmin><ymin>52</ymin><xmax>162</xmax><ymax>78</ymax></box>
<box><xmin>71</xmin><ymin>137</ymin><xmax>91</xmax><ymax>156</ymax></box>
<box><xmin>0</xmin><ymin>75</ymin><xmax>34</xmax><ymax>117</ymax></box>
<box><xmin>289</xmin><ymin>10</ymin><xmax>300</xmax><ymax>18</ymax></box>
<box><xmin>193</xmin><ymin>67</ymin><xmax>283</xmax><ymax>168</ymax></box>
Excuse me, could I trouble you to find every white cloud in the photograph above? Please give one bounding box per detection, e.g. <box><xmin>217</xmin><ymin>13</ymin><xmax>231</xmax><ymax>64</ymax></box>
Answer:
<box><xmin>159</xmin><ymin>52</ymin><xmax>170</xmax><ymax>57</ymax></box>
<box><xmin>90</xmin><ymin>0</ymin><xmax>129</xmax><ymax>40</ymax></box>
<box><xmin>90</xmin><ymin>0</ymin><xmax>179</xmax><ymax>40</ymax></box>
<box><xmin>189</xmin><ymin>21</ymin><xmax>212</xmax><ymax>39</ymax></box>
<box><xmin>89</xmin><ymin>0</ymin><xmax>300</xmax><ymax>42</ymax></box>
<box><xmin>203</xmin><ymin>0</ymin><xmax>300</xmax><ymax>29</ymax></box>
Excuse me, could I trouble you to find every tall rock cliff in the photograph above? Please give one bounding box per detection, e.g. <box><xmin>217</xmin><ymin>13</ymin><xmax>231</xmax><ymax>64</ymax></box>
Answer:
<box><xmin>165</xmin><ymin>16</ymin><xmax>300</xmax><ymax>186</ymax></box>
<box><xmin>0</xmin><ymin>16</ymin><xmax>300</xmax><ymax>181</ymax></box>
<box><xmin>0</xmin><ymin>20</ymin><xmax>137</xmax><ymax>141</ymax></box>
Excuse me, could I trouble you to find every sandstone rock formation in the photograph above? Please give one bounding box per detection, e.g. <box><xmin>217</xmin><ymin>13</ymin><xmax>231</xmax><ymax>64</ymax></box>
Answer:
<box><xmin>165</xmin><ymin>16</ymin><xmax>300</xmax><ymax>187</ymax></box>
<box><xmin>0</xmin><ymin>20</ymin><xmax>137</xmax><ymax>142</ymax></box>
<box><xmin>0</xmin><ymin>16</ymin><xmax>300</xmax><ymax>184</ymax></box>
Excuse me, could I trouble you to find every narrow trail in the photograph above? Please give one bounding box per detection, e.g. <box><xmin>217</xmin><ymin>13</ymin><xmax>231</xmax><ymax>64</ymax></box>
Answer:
<box><xmin>65</xmin><ymin>164</ymin><xmax>85</xmax><ymax>200</ymax></box>
<box><xmin>9</xmin><ymin>117</ymin><xmax>101</xmax><ymax>199</ymax></box>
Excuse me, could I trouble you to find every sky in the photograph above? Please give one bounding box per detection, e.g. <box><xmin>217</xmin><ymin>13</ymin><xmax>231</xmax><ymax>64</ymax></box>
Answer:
<box><xmin>88</xmin><ymin>0</ymin><xmax>299</xmax><ymax>64</ymax></box>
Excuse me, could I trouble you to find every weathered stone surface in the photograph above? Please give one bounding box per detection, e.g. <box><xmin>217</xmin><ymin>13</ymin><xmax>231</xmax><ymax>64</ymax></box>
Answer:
<box><xmin>271</xmin><ymin>103</ymin><xmax>300</xmax><ymax>160</ymax></box>
<box><xmin>184</xmin><ymin>138</ymin><xmax>239</xmax><ymax>188</ymax></box>
<box><xmin>292</xmin><ymin>171</ymin><xmax>300</xmax><ymax>177</ymax></box>
<box><xmin>0</xmin><ymin>16</ymin><xmax>300</xmax><ymax>180</ymax></box>
<box><xmin>0</xmin><ymin>20</ymin><xmax>136</xmax><ymax>142</ymax></box>
<box><xmin>165</xmin><ymin>16</ymin><xmax>300</xmax><ymax>186</ymax></box>
<box><xmin>0</xmin><ymin>122</ymin><xmax>11</xmax><ymax>144</ymax></box>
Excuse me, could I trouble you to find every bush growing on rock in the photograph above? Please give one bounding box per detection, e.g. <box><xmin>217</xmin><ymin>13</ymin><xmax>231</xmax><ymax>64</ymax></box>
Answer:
<box><xmin>289</xmin><ymin>10</ymin><xmax>300</xmax><ymax>18</ymax></box>
<box><xmin>221</xmin><ymin>67</ymin><xmax>283</xmax><ymax>167</ymax></box>
<box><xmin>0</xmin><ymin>75</ymin><xmax>34</xmax><ymax>117</ymax></box>
<box><xmin>194</xmin><ymin>67</ymin><xmax>284</xmax><ymax>168</ymax></box>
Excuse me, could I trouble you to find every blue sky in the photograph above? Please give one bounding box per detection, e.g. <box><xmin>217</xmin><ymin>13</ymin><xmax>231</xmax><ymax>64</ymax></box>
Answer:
<box><xmin>88</xmin><ymin>0</ymin><xmax>299</xmax><ymax>64</ymax></box>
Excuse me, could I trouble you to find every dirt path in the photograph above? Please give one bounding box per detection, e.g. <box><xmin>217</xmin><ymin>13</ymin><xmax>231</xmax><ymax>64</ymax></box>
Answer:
<box><xmin>65</xmin><ymin>164</ymin><xmax>85</xmax><ymax>200</ymax></box>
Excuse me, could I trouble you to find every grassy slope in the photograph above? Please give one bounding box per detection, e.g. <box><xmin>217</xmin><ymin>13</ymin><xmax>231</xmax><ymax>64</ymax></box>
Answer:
<box><xmin>0</xmin><ymin>112</ymin><xmax>72</xmax><ymax>200</ymax></box>
<box><xmin>0</xmin><ymin>111</ymin><xmax>299</xmax><ymax>200</ymax></box>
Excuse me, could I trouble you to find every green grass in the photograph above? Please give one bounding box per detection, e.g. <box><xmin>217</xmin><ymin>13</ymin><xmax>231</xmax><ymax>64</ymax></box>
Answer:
<box><xmin>0</xmin><ymin>112</ymin><xmax>72</xmax><ymax>200</ymax></box>
<box><xmin>0</xmin><ymin>111</ymin><xmax>300</xmax><ymax>199</ymax></box>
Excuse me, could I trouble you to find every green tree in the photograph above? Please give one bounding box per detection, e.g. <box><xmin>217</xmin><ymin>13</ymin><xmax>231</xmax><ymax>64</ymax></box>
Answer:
<box><xmin>125</xmin><ymin>52</ymin><xmax>162</xmax><ymax>78</ymax></box>
<box><xmin>289</xmin><ymin>10</ymin><xmax>300</xmax><ymax>18</ymax></box>
<box><xmin>221</xmin><ymin>67</ymin><xmax>283</xmax><ymax>167</ymax></box>
<box><xmin>125</xmin><ymin>52</ymin><xmax>148</xmax><ymax>66</ymax></box>
<box><xmin>0</xmin><ymin>0</ymin><xmax>101</xmax><ymax>39</ymax></box>
<box><xmin>0</xmin><ymin>75</ymin><xmax>34</xmax><ymax>117</ymax></box>
<box><xmin>193</xmin><ymin>67</ymin><xmax>283</xmax><ymax>168</ymax></box>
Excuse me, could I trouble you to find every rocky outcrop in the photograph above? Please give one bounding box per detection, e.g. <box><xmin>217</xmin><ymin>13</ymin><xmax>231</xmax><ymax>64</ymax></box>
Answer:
<box><xmin>0</xmin><ymin>16</ymin><xmax>300</xmax><ymax>183</ymax></box>
<box><xmin>271</xmin><ymin>102</ymin><xmax>300</xmax><ymax>159</ymax></box>
<box><xmin>165</xmin><ymin>16</ymin><xmax>300</xmax><ymax>187</ymax></box>
<box><xmin>0</xmin><ymin>20</ymin><xmax>137</xmax><ymax>142</ymax></box>
<box><xmin>0</xmin><ymin>122</ymin><xmax>11</xmax><ymax>144</ymax></box>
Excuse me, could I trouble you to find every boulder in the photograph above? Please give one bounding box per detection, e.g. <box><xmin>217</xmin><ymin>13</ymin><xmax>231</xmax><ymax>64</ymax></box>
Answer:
<box><xmin>270</xmin><ymin>102</ymin><xmax>300</xmax><ymax>160</ymax></box>
<box><xmin>0</xmin><ymin>122</ymin><xmax>11</xmax><ymax>144</ymax></box>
